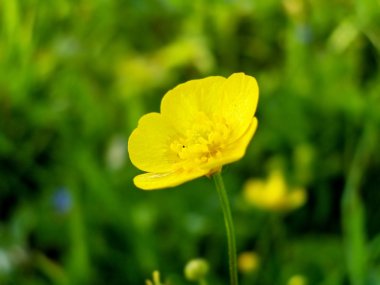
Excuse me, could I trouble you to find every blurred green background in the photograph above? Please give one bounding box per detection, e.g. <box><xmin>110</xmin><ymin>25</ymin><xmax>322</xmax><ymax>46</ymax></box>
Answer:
<box><xmin>1</xmin><ymin>0</ymin><xmax>380</xmax><ymax>284</ymax></box>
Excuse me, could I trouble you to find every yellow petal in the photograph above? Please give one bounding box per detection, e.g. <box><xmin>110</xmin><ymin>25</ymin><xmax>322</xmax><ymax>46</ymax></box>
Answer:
<box><xmin>133</xmin><ymin>168</ymin><xmax>209</xmax><ymax>190</ymax></box>
<box><xmin>160</xmin><ymin>76</ymin><xmax>226</xmax><ymax>133</ymax></box>
<box><xmin>201</xmin><ymin>117</ymin><xmax>258</xmax><ymax>171</ymax></box>
<box><xmin>128</xmin><ymin>113</ymin><xmax>179</xmax><ymax>173</ymax></box>
<box><xmin>267</xmin><ymin>170</ymin><xmax>287</xmax><ymax>197</ymax></box>
<box><xmin>160</xmin><ymin>73</ymin><xmax>258</xmax><ymax>141</ymax></box>
<box><xmin>219</xmin><ymin>73</ymin><xmax>259</xmax><ymax>141</ymax></box>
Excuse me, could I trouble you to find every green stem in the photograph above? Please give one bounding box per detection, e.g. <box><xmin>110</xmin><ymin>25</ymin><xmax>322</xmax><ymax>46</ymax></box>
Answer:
<box><xmin>341</xmin><ymin>121</ymin><xmax>376</xmax><ymax>285</ymax></box>
<box><xmin>213</xmin><ymin>172</ymin><xmax>238</xmax><ymax>285</ymax></box>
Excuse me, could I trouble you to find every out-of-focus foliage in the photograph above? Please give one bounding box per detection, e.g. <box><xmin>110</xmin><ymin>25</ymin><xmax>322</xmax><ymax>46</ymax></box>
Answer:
<box><xmin>0</xmin><ymin>0</ymin><xmax>379</xmax><ymax>284</ymax></box>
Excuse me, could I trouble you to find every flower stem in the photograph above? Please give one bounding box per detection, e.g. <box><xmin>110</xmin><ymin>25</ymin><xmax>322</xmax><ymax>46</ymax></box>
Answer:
<box><xmin>213</xmin><ymin>172</ymin><xmax>238</xmax><ymax>285</ymax></box>
<box><xmin>341</xmin><ymin>121</ymin><xmax>375</xmax><ymax>285</ymax></box>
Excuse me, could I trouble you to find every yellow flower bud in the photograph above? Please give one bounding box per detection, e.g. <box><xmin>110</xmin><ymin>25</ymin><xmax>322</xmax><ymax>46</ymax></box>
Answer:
<box><xmin>145</xmin><ymin>270</ymin><xmax>163</xmax><ymax>285</ymax></box>
<box><xmin>288</xmin><ymin>275</ymin><xmax>307</xmax><ymax>285</ymax></box>
<box><xmin>184</xmin><ymin>258</ymin><xmax>209</xmax><ymax>281</ymax></box>
<box><xmin>238</xmin><ymin>251</ymin><xmax>260</xmax><ymax>273</ymax></box>
<box><xmin>153</xmin><ymin>271</ymin><xmax>160</xmax><ymax>284</ymax></box>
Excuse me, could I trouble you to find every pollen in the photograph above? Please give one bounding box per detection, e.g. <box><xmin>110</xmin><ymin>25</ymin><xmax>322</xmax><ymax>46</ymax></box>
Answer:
<box><xmin>170</xmin><ymin>112</ymin><xmax>231</xmax><ymax>168</ymax></box>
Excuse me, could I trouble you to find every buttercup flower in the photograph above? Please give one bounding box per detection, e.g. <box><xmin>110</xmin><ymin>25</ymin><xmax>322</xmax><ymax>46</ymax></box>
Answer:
<box><xmin>128</xmin><ymin>73</ymin><xmax>259</xmax><ymax>190</ymax></box>
<box><xmin>243</xmin><ymin>170</ymin><xmax>306</xmax><ymax>212</ymax></box>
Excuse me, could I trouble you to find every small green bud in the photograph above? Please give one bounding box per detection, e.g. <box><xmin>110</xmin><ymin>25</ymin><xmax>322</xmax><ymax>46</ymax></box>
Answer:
<box><xmin>184</xmin><ymin>258</ymin><xmax>209</xmax><ymax>282</ymax></box>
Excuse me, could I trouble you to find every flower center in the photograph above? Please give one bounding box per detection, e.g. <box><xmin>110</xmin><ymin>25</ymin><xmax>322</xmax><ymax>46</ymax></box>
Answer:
<box><xmin>170</xmin><ymin>112</ymin><xmax>231</xmax><ymax>168</ymax></box>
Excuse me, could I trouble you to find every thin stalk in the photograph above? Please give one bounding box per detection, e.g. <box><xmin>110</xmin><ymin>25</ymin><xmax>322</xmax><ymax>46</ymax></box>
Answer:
<box><xmin>341</xmin><ymin>121</ymin><xmax>376</xmax><ymax>285</ymax></box>
<box><xmin>213</xmin><ymin>172</ymin><xmax>238</xmax><ymax>285</ymax></box>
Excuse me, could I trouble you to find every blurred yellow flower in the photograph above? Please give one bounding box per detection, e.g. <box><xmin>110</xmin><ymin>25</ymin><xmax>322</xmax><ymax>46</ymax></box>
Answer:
<box><xmin>128</xmin><ymin>73</ymin><xmax>259</xmax><ymax>190</ymax></box>
<box><xmin>238</xmin><ymin>251</ymin><xmax>260</xmax><ymax>273</ymax></box>
<box><xmin>243</xmin><ymin>170</ymin><xmax>306</xmax><ymax>212</ymax></box>
<box><xmin>287</xmin><ymin>274</ymin><xmax>307</xmax><ymax>285</ymax></box>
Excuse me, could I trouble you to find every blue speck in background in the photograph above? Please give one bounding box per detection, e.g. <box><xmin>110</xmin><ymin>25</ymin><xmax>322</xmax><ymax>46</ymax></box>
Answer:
<box><xmin>52</xmin><ymin>187</ymin><xmax>72</xmax><ymax>214</ymax></box>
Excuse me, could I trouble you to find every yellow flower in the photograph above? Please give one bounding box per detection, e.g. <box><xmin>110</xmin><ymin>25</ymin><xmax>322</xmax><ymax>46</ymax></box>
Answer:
<box><xmin>243</xmin><ymin>170</ymin><xmax>306</xmax><ymax>212</ymax></box>
<box><xmin>128</xmin><ymin>73</ymin><xmax>259</xmax><ymax>190</ymax></box>
<box><xmin>237</xmin><ymin>251</ymin><xmax>260</xmax><ymax>273</ymax></box>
